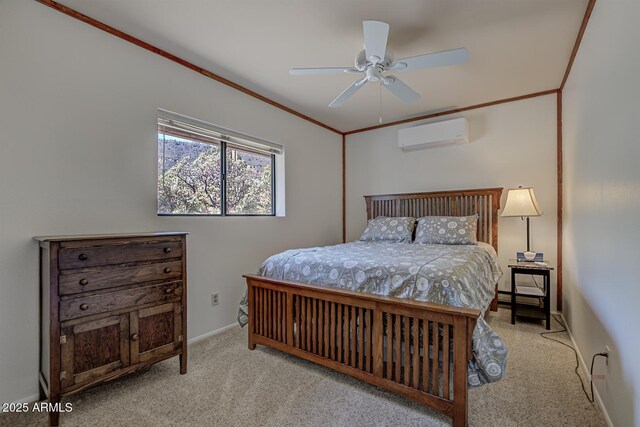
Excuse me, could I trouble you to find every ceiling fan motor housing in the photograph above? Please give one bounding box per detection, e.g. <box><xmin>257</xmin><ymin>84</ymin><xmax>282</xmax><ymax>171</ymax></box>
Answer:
<box><xmin>355</xmin><ymin>49</ymin><xmax>393</xmax><ymax>72</ymax></box>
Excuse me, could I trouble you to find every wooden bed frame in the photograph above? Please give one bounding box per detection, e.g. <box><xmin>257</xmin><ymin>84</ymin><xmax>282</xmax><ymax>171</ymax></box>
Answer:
<box><xmin>244</xmin><ymin>187</ymin><xmax>503</xmax><ymax>427</ymax></box>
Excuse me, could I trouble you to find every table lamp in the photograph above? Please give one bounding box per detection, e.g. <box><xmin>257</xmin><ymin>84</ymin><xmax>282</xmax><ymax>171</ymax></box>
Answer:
<box><xmin>501</xmin><ymin>186</ymin><xmax>543</xmax><ymax>259</ymax></box>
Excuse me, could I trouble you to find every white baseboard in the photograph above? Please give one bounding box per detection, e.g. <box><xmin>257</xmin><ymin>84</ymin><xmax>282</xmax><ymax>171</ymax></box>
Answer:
<box><xmin>559</xmin><ymin>314</ymin><xmax>614</xmax><ymax>427</ymax></box>
<box><xmin>12</xmin><ymin>393</ymin><xmax>40</xmax><ymax>404</ymax></box>
<box><xmin>188</xmin><ymin>322</ymin><xmax>239</xmax><ymax>345</ymax></box>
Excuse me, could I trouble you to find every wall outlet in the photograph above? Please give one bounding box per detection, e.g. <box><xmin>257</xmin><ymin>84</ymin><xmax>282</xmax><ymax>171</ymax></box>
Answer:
<box><xmin>211</xmin><ymin>292</ymin><xmax>220</xmax><ymax>306</ymax></box>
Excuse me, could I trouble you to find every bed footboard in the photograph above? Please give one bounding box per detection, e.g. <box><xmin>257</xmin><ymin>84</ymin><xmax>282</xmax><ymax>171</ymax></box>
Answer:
<box><xmin>244</xmin><ymin>274</ymin><xmax>479</xmax><ymax>427</ymax></box>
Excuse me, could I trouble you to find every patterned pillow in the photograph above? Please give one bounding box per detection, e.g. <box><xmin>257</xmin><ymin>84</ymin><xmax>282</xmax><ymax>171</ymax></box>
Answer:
<box><xmin>414</xmin><ymin>215</ymin><xmax>478</xmax><ymax>245</ymax></box>
<box><xmin>359</xmin><ymin>216</ymin><xmax>416</xmax><ymax>243</ymax></box>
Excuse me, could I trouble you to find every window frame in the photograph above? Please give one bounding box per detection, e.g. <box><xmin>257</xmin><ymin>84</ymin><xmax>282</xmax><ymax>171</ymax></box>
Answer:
<box><xmin>157</xmin><ymin>133</ymin><xmax>276</xmax><ymax>217</ymax></box>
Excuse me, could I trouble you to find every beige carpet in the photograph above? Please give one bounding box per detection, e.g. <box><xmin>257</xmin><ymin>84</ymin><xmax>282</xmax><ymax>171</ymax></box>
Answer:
<box><xmin>1</xmin><ymin>309</ymin><xmax>605</xmax><ymax>427</ymax></box>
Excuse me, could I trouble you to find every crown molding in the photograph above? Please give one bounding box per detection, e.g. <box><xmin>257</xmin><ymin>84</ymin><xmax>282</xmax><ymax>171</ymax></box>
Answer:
<box><xmin>344</xmin><ymin>89</ymin><xmax>559</xmax><ymax>135</ymax></box>
<box><xmin>561</xmin><ymin>0</ymin><xmax>597</xmax><ymax>91</ymax></box>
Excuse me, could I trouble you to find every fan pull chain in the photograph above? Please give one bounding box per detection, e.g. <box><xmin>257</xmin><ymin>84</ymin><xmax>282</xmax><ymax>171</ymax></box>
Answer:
<box><xmin>378</xmin><ymin>83</ymin><xmax>383</xmax><ymax>124</ymax></box>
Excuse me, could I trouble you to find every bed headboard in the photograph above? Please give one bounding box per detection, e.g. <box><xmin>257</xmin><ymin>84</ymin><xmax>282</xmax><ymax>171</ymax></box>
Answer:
<box><xmin>364</xmin><ymin>187</ymin><xmax>503</xmax><ymax>252</ymax></box>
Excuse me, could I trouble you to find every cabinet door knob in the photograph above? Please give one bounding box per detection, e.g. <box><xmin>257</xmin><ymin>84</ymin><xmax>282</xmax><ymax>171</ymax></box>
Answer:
<box><xmin>131</xmin><ymin>333</ymin><xmax>139</xmax><ymax>341</ymax></box>
<box><xmin>79</xmin><ymin>278</ymin><xmax>89</xmax><ymax>286</ymax></box>
<box><xmin>79</xmin><ymin>303</ymin><xmax>89</xmax><ymax>311</ymax></box>
<box><xmin>165</xmin><ymin>287</ymin><xmax>173</xmax><ymax>294</ymax></box>
<box><xmin>164</xmin><ymin>267</ymin><xmax>172</xmax><ymax>273</ymax></box>
<box><xmin>163</xmin><ymin>247</ymin><xmax>171</xmax><ymax>253</ymax></box>
<box><xmin>78</xmin><ymin>254</ymin><xmax>88</xmax><ymax>261</ymax></box>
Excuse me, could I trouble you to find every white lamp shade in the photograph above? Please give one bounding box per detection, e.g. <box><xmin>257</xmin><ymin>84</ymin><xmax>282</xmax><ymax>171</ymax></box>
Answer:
<box><xmin>501</xmin><ymin>187</ymin><xmax>543</xmax><ymax>217</ymax></box>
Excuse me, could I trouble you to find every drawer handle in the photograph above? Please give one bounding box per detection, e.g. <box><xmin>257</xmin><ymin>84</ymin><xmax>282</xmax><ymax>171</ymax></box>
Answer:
<box><xmin>164</xmin><ymin>287</ymin><xmax>173</xmax><ymax>294</ymax></box>
<box><xmin>79</xmin><ymin>278</ymin><xmax>89</xmax><ymax>286</ymax></box>
<box><xmin>78</xmin><ymin>254</ymin><xmax>88</xmax><ymax>261</ymax></box>
<box><xmin>79</xmin><ymin>303</ymin><xmax>89</xmax><ymax>311</ymax></box>
<box><xmin>163</xmin><ymin>247</ymin><xmax>172</xmax><ymax>253</ymax></box>
<box><xmin>164</xmin><ymin>267</ymin><xmax>172</xmax><ymax>273</ymax></box>
<box><xmin>131</xmin><ymin>333</ymin><xmax>139</xmax><ymax>341</ymax></box>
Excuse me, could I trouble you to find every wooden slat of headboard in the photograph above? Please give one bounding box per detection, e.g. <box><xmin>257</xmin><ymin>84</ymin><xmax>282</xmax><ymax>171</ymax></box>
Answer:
<box><xmin>364</xmin><ymin>188</ymin><xmax>503</xmax><ymax>253</ymax></box>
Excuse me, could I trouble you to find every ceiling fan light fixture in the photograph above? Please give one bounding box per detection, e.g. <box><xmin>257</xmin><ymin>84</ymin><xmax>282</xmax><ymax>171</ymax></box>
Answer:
<box><xmin>366</xmin><ymin>67</ymin><xmax>381</xmax><ymax>81</ymax></box>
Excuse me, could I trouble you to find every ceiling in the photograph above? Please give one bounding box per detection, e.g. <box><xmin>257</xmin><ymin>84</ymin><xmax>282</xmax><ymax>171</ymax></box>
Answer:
<box><xmin>57</xmin><ymin>0</ymin><xmax>588</xmax><ymax>132</ymax></box>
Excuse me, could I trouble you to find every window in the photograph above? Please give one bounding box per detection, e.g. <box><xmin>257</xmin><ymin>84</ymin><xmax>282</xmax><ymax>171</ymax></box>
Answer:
<box><xmin>157</xmin><ymin>110</ymin><xmax>282</xmax><ymax>216</ymax></box>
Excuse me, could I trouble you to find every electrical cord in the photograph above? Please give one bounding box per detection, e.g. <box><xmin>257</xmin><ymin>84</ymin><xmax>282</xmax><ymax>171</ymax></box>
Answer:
<box><xmin>540</xmin><ymin>314</ymin><xmax>608</xmax><ymax>403</ymax></box>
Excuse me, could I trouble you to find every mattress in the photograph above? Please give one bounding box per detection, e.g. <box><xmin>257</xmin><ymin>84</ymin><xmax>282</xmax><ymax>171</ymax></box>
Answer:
<box><xmin>238</xmin><ymin>241</ymin><xmax>507</xmax><ymax>386</ymax></box>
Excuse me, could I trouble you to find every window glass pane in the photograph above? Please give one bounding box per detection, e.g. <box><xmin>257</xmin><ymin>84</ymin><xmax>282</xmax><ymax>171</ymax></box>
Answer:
<box><xmin>225</xmin><ymin>146</ymin><xmax>273</xmax><ymax>215</ymax></box>
<box><xmin>157</xmin><ymin>132</ymin><xmax>221</xmax><ymax>214</ymax></box>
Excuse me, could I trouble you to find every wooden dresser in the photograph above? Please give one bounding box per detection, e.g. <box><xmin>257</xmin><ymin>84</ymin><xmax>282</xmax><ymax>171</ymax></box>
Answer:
<box><xmin>34</xmin><ymin>232</ymin><xmax>188</xmax><ymax>426</ymax></box>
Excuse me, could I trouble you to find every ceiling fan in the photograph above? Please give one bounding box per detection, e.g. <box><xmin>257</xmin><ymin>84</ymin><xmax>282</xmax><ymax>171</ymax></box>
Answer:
<box><xmin>290</xmin><ymin>20</ymin><xmax>469</xmax><ymax>108</ymax></box>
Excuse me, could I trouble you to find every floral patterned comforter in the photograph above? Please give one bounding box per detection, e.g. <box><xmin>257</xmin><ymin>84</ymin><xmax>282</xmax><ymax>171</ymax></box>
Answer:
<box><xmin>238</xmin><ymin>241</ymin><xmax>506</xmax><ymax>386</ymax></box>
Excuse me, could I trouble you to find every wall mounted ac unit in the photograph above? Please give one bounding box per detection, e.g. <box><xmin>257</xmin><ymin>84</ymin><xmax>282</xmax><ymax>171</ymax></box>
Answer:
<box><xmin>398</xmin><ymin>117</ymin><xmax>469</xmax><ymax>151</ymax></box>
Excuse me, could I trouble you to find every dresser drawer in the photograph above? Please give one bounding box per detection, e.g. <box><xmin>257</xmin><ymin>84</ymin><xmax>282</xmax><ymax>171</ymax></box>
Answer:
<box><xmin>59</xmin><ymin>261</ymin><xmax>183</xmax><ymax>296</ymax></box>
<box><xmin>59</xmin><ymin>240</ymin><xmax>182</xmax><ymax>269</ymax></box>
<box><xmin>60</xmin><ymin>282</ymin><xmax>182</xmax><ymax>322</ymax></box>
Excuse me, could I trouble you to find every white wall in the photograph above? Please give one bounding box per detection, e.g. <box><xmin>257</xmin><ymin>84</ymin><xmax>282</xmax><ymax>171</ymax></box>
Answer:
<box><xmin>346</xmin><ymin>94</ymin><xmax>558</xmax><ymax>305</ymax></box>
<box><xmin>563</xmin><ymin>0</ymin><xmax>640</xmax><ymax>425</ymax></box>
<box><xmin>0</xmin><ymin>2</ymin><xmax>342</xmax><ymax>404</ymax></box>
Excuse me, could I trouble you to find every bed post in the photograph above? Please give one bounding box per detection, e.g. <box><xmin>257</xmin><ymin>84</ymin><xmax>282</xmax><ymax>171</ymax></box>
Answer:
<box><xmin>490</xmin><ymin>284</ymin><xmax>499</xmax><ymax>312</ymax></box>
<box><xmin>490</xmin><ymin>188</ymin><xmax>502</xmax><ymax>254</ymax></box>
<box><xmin>490</xmin><ymin>188</ymin><xmax>502</xmax><ymax>312</ymax></box>
<box><xmin>452</xmin><ymin>317</ymin><xmax>470</xmax><ymax>427</ymax></box>
<box><xmin>247</xmin><ymin>283</ymin><xmax>256</xmax><ymax>350</ymax></box>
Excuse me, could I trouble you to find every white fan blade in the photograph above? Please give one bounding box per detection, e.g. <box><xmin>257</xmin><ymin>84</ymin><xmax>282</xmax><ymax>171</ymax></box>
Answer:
<box><xmin>363</xmin><ymin>20</ymin><xmax>389</xmax><ymax>64</ymax></box>
<box><xmin>382</xmin><ymin>76</ymin><xmax>421</xmax><ymax>104</ymax></box>
<box><xmin>290</xmin><ymin>67</ymin><xmax>359</xmax><ymax>75</ymax></box>
<box><xmin>392</xmin><ymin>48</ymin><xmax>469</xmax><ymax>72</ymax></box>
<box><xmin>329</xmin><ymin>77</ymin><xmax>368</xmax><ymax>107</ymax></box>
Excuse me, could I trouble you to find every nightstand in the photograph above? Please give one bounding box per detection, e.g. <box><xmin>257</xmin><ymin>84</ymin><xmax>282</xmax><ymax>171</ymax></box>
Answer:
<box><xmin>508</xmin><ymin>260</ymin><xmax>554</xmax><ymax>330</ymax></box>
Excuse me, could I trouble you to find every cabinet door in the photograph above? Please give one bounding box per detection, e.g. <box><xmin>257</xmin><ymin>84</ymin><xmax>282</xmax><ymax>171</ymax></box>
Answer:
<box><xmin>130</xmin><ymin>302</ymin><xmax>182</xmax><ymax>364</ymax></box>
<box><xmin>60</xmin><ymin>314</ymin><xmax>130</xmax><ymax>391</ymax></box>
